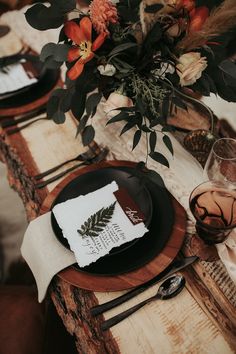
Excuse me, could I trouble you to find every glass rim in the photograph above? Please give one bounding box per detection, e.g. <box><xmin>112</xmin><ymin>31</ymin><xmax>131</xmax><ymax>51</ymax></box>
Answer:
<box><xmin>211</xmin><ymin>137</ymin><xmax>236</xmax><ymax>161</ymax></box>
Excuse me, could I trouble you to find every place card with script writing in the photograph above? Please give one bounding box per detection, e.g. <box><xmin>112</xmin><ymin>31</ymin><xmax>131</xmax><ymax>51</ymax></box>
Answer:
<box><xmin>52</xmin><ymin>181</ymin><xmax>148</xmax><ymax>267</ymax></box>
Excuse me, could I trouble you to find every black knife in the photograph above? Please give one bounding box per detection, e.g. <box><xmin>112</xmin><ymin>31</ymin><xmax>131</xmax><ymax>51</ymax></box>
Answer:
<box><xmin>90</xmin><ymin>255</ymin><xmax>198</xmax><ymax>317</ymax></box>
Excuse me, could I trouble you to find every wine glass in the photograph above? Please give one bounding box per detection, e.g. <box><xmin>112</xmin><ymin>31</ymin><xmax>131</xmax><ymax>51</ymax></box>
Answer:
<box><xmin>203</xmin><ymin>138</ymin><xmax>236</xmax><ymax>188</ymax></box>
<box><xmin>189</xmin><ymin>180</ymin><xmax>236</xmax><ymax>245</ymax></box>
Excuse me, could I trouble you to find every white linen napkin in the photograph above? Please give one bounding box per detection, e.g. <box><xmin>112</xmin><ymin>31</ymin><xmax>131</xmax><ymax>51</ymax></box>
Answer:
<box><xmin>52</xmin><ymin>181</ymin><xmax>148</xmax><ymax>268</ymax></box>
<box><xmin>21</xmin><ymin>181</ymin><xmax>148</xmax><ymax>301</ymax></box>
<box><xmin>21</xmin><ymin>212</ymin><xmax>76</xmax><ymax>302</ymax></box>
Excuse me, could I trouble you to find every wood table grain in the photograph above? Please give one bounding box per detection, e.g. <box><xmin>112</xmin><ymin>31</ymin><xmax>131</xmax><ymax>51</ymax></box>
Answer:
<box><xmin>0</xmin><ymin>6</ymin><xmax>236</xmax><ymax>351</ymax></box>
<box><xmin>0</xmin><ymin>107</ymin><xmax>236</xmax><ymax>353</ymax></box>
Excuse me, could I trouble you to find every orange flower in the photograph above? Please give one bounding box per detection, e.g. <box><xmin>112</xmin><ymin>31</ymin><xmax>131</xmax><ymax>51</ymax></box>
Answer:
<box><xmin>189</xmin><ymin>6</ymin><xmax>209</xmax><ymax>32</ymax></box>
<box><xmin>90</xmin><ymin>0</ymin><xmax>118</xmax><ymax>35</ymax></box>
<box><xmin>64</xmin><ymin>17</ymin><xmax>106</xmax><ymax>80</ymax></box>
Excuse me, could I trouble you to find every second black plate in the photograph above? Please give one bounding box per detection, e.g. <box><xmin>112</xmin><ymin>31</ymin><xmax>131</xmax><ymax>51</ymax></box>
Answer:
<box><xmin>0</xmin><ymin>66</ymin><xmax>60</xmax><ymax>108</ymax></box>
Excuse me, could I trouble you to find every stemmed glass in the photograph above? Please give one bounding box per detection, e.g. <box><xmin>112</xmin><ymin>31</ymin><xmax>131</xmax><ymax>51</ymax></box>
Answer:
<box><xmin>203</xmin><ymin>138</ymin><xmax>236</xmax><ymax>188</ymax></box>
<box><xmin>189</xmin><ymin>138</ymin><xmax>236</xmax><ymax>257</ymax></box>
<box><xmin>189</xmin><ymin>181</ymin><xmax>236</xmax><ymax>245</ymax></box>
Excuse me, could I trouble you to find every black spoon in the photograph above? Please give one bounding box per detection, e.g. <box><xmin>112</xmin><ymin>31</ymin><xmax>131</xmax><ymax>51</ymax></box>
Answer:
<box><xmin>101</xmin><ymin>274</ymin><xmax>186</xmax><ymax>331</ymax></box>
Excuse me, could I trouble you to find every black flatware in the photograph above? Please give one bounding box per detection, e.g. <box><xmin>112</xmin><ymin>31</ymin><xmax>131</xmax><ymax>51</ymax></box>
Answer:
<box><xmin>101</xmin><ymin>274</ymin><xmax>186</xmax><ymax>331</ymax></box>
<box><xmin>35</xmin><ymin>148</ymin><xmax>109</xmax><ymax>189</ymax></box>
<box><xmin>1</xmin><ymin>106</ymin><xmax>46</xmax><ymax>128</ymax></box>
<box><xmin>6</xmin><ymin>116</ymin><xmax>48</xmax><ymax>135</ymax></box>
<box><xmin>90</xmin><ymin>255</ymin><xmax>198</xmax><ymax>317</ymax></box>
<box><xmin>34</xmin><ymin>149</ymin><xmax>96</xmax><ymax>181</ymax></box>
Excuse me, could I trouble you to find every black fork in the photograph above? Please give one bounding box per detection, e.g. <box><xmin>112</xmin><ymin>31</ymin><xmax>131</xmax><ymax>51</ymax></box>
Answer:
<box><xmin>35</xmin><ymin>148</ymin><xmax>109</xmax><ymax>189</ymax></box>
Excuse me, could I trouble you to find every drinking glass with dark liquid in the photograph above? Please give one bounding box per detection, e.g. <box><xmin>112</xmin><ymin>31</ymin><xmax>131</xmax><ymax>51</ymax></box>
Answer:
<box><xmin>190</xmin><ymin>181</ymin><xmax>236</xmax><ymax>244</ymax></box>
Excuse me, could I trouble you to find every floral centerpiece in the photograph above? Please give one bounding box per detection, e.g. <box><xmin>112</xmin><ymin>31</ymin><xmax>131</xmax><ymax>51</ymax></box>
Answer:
<box><xmin>25</xmin><ymin>0</ymin><xmax>236</xmax><ymax>168</ymax></box>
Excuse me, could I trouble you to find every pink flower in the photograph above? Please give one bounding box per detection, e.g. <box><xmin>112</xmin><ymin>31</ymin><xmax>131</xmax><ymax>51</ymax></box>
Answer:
<box><xmin>90</xmin><ymin>0</ymin><xmax>119</xmax><ymax>35</ymax></box>
<box><xmin>104</xmin><ymin>92</ymin><xmax>133</xmax><ymax>118</ymax></box>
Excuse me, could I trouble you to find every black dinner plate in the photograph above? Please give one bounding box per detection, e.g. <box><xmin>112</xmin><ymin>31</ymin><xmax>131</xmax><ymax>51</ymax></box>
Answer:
<box><xmin>0</xmin><ymin>66</ymin><xmax>60</xmax><ymax>108</ymax></box>
<box><xmin>51</xmin><ymin>166</ymin><xmax>174</xmax><ymax>276</ymax></box>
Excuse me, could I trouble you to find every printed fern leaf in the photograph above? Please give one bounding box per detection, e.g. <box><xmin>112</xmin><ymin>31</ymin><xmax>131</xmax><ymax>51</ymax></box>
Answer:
<box><xmin>77</xmin><ymin>202</ymin><xmax>116</xmax><ymax>237</ymax></box>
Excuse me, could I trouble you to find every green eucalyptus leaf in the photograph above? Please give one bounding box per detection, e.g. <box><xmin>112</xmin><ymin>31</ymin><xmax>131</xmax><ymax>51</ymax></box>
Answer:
<box><xmin>76</xmin><ymin>115</ymin><xmax>89</xmax><ymax>136</ymax></box>
<box><xmin>149</xmin><ymin>151</ymin><xmax>169</xmax><ymax>167</ymax></box>
<box><xmin>149</xmin><ymin>131</ymin><xmax>157</xmax><ymax>152</ymax></box>
<box><xmin>71</xmin><ymin>91</ymin><xmax>86</xmax><ymax>121</ymax></box>
<box><xmin>141</xmin><ymin>125</ymin><xmax>152</xmax><ymax>133</ymax></box>
<box><xmin>82</xmin><ymin>125</ymin><xmax>95</xmax><ymax>145</ymax></box>
<box><xmin>108</xmin><ymin>42</ymin><xmax>137</xmax><ymax>57</ymax></box>
<box><xmin>132</xmin><ymin>129</ymin><xmax>142</xmax><ymax>150</ymax></box>
<box><xmin>47</xmin><ymin>94</ymin><xmax>60</xmax><ymax>118</ymax></box>
<box><xmin>52</xmin><ymin>110</ymin><xmax>66</xmax><ymax>124</ymax></box>
<box><xmin>106</xmin><ymin>111</ymin><xmax>129</xmax><ymax>124</ymax></box>
<box><xmin>25</xmin><ymin>4</ymin><xmax>64</xmax><ymax>31</ymax></box>
<box><xmin>85</xmin><ymin>92</ymin><xmax>102</xmax><ymax>117</ymax></box>
<box><xmin>163</xmin><ymin>135</ymin><xmax>173</xmax><ymax>155</ymax></box>
<box><xmin>120</xmin><ymin>121</ymin><xmax>136</xmax><ymax>135</ymax></box>
<box><xmin>25</xmin><ymin>0</ymin><xmax>76</xmax><ymax>31</ymax></box>
<box><xmin>40</xmin><ymin>43</ymin><xmax>70</xmax><ymax>63</ymax></box>
<box><xmin>43</xmin><ymin>56</ymin><xmax>63</xmax><ymax>69</ymax></box>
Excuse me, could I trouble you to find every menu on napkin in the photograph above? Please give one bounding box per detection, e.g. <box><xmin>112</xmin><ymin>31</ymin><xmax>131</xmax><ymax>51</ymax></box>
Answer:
<box><xmin>0</xmin><ymin>62</ymin><xmax>38</xmax><ymax>95</ymax></box>
<box><xmin>52</xmin><ymin>181</ymin><xmax>148</xmax><ymax>267</ymax></box>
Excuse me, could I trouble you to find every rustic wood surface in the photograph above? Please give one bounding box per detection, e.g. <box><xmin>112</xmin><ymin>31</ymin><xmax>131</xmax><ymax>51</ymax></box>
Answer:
<box><xmin>0</xmin><ymin>7</ymin><xmax>236</xmax><ymax>353</ymax></box>
<box><xmin>0</xmin><ymin>109</ymin><xmax>235</xmax><ymax>353</ymax></box>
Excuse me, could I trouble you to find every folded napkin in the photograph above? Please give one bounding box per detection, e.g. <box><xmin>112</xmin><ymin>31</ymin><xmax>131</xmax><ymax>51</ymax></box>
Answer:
<box><xmin>21</xmin><ymin>212</ymin><xmax>76</xmax><ymax>302</ymax></box>
<box><xmin>216</xmin><ymin>230</ymin><xmax>236</xmax><ymax>284</ymax></box>
<box><xmin>21</xmin><ymin>181</ymin><xmax>148</xmax><ymax>301</ymax></box>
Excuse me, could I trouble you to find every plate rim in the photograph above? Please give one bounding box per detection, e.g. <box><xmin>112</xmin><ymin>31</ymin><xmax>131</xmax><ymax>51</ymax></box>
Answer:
<box><xmin>40</xmin><ymin>160</ymin><xmax>187</xmax><ymax>292</ymax></box>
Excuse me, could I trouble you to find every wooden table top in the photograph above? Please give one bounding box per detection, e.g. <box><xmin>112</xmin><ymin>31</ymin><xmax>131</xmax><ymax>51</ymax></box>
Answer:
<box><xmin>0</xmin><ymin>7</ymin><xmax>236</xmax><ymax>353</ymax></box>
<box><xmin>0</xmin><ymin>106</ymin><xmax>236</xmax><ymax>353</ymax></box>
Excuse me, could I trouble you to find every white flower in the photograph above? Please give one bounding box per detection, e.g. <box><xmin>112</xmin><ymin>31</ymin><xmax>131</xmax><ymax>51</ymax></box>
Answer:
<box><xmin>177</xmin><ymin>52</ymin><xmax>208</xmax><ymax>86</ymax></box>
<box><xmin>97</xmin><ymin>64</ymin><xmax>116</xmax><ymax>76</ymax></box>
<box><xmin>153</xmin><ymin>62</ymin><xmax>175</xmax><ymax>78</ymax></box>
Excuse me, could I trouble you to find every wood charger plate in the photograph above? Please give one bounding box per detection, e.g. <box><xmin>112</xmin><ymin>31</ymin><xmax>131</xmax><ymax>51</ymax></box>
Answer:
<box><xmin>40</xmin><ymin>160</ymin><xmax>187</xmax><ymax>292</ymax></box>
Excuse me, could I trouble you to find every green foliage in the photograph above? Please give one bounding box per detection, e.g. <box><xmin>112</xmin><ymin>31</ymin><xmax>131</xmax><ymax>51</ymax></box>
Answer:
<box><xmin>77</xmin><ymin>202</ymin><xmax>116</xmax><ymax>237</ymax></box>
<box><xmin>25</xmin><ymin>0</ymin><xmax>76</xmax><ymax>31</ymax></box>
<box><xmin>82</xmin><ymin>125</ymin><xmax>95</xmax><ymax>146</ymax></box>
<box><xmin>40</xmin><ymin>43</ymin><xmax>70</xmax><ymax>69</ymax></box>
